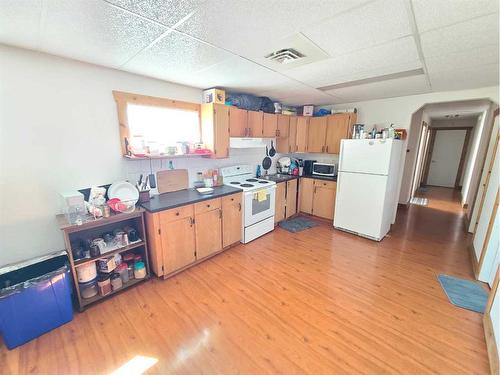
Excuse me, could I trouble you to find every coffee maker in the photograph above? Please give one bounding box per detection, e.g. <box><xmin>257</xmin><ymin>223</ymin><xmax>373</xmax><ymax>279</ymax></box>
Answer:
<box><xmin>303</xmin><ymin>160</ymin><xmax>317</xmax><ymax>176</ymax></box>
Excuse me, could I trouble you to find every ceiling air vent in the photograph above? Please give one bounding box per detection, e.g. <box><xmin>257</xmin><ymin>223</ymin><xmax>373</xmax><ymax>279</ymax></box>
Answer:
<box><xmin>265</xmin><ymin>48</ymin><xmax>305</xmax><ymax>64</ymax></box>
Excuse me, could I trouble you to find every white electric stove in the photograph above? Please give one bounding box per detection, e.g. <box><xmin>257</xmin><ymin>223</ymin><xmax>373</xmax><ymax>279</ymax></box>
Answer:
<box><xmin>220</xmin><ymin>165</ymin><xmax>276</xmax><ymax>243</ymax></box>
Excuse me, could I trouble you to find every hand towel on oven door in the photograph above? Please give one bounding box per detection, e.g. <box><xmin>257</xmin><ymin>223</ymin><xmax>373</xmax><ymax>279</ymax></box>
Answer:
<box><xmin>254</xmin><ymin>190</ymin><xmax>268</xmax><ymax>202</ymax></box>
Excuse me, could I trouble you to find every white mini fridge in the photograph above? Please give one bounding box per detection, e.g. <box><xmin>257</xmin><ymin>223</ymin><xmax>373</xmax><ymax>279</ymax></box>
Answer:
<box><xmin>334</xmin><ymin>139</ymin><xmax>403</xmax><ymax>241</ymax></box>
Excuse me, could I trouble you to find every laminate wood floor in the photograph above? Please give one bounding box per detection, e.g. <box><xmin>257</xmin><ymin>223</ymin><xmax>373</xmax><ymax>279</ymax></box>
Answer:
<box><xmin>1</xmin><ymin>187</ymin><xmax>490</xmax><ymax>374</ymax></box>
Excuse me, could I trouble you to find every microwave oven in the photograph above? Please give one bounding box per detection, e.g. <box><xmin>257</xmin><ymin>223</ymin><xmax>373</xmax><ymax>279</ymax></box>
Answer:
<box><xmin>312</xmin><ymin>162</ymin><xmax>337</xmax><ymax>177</ymax></box>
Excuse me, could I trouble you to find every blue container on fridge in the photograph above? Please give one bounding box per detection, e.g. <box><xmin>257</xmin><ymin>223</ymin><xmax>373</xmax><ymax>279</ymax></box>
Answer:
<box><xmin>0</xmin><ymin>251</ymin><xmax>74</xmax><ymax>349</ymax></box>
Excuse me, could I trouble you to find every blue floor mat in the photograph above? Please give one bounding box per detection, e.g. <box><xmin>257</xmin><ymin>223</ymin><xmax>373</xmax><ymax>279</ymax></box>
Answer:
<box><xmin>438</xmin><ymin>274</ymin><xmax>488</xmax><ymax>313</ymax></box>
<box><xmin>278</xmin><ymin>216</ymin><xmax>319</xmax><ymax>233</ymax></box>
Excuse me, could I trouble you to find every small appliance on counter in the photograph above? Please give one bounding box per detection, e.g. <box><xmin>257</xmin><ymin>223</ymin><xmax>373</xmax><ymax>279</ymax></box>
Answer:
<box><xmin>277</xmin><ymin>157</ymin><xmax>291</xmax><ymax>174</ymax></box>
<box><xmin>312</xmin><ymin>162</ymin><xmax>337</xmax><ymax>177</ymax></box>
<box><xmin>303</xmin><ymin>160</ymin><xmax>317</xmax><ymax>176</ymax></box>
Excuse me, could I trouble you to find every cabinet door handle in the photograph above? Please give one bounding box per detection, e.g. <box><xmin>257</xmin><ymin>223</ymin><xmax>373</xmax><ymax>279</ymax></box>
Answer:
<box><xmin>207</xmin><ymin>204</ymin><xmax>211</xmax><ymax>208</ymax></box>
<box><xmin>238</xmin><ymin>203</ymin><xmax>242</xmax><ymax>211</ymax></box>
<box><xmin>176</xmin><ymin>212</ymin><xmax>179</xmax><ymax>216</ymax></box>
<box><xmin>219</xmin><ymin>209</ymin><xmax>222</xmax><ymax>219</ymax></box>
<box><xmin>326</xmin><ymin>145</ymin><xmax>329</xmax><ymax>153</ymax></box>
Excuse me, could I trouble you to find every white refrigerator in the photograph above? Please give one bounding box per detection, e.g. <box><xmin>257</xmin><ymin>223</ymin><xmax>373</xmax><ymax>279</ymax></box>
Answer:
<box><xmin>334</xmin><ymin>139</ymin><xmax>403</xmax><ymax>241</ymax></box>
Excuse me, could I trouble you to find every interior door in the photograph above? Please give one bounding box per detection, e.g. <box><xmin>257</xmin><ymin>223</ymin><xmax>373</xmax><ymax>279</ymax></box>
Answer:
<box><xmin>427</xmin><ymin>129</ymin><xmax>467</xmax><ymax>187</ymax></box>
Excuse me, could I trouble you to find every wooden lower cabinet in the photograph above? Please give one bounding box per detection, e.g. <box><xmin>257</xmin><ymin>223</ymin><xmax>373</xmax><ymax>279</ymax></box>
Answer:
<box><xmin>299</xmin><ymin>178</ymin><xmax>337</xmax><ymax>220</ymax></box>
<box><xmin>146</xmin><ymin>192</ymin><xmax>242</xmax><ymax>278</ymax></box>
<box><xmin>275</xmin><ymin>179</ymin><xmax>299</xmax><ymax>223</ymax></box>
<box><xmin>312</xmin><ymin>180</ymin><xmax>337</xmax><ymax>220</ymax></box>
<box><xmin>161</xmin><ymin>216</ymin><xmax>196</xmax><ymax>274</ymax></box>
<box><xmin>286</xmin><ymin>179</ymin><xmax>298</xmax><ymax>218</ymax></box>
<box><xmin>195</xmin><ymin>208</ymin><xmax>222</xmax><ymax>259</ymax></box>
<box><xmin>222</xmin><ymin>194</ymin><xmax>242</xmax><ymax>247</ymax></box>
<box><xmin>275</xmin><ymin>182</ymin><xmax>286</xmax><ymax>223</ymax></box>
<box><xmin>299</xmin><ymin>178</ymin><xmax>314</xmax><ymax>214</ymax></box>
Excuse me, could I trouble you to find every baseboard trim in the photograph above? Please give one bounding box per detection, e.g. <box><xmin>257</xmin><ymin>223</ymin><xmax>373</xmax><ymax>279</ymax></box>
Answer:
<box><xmin>469</xmin><ymin>244</ymin><xmax>479</xmax><ymax>279</ymax></box>
<box><xmin>484</xmin><ymin>312</ymin><xmax>499</xmax><ymax>375</ymax></box>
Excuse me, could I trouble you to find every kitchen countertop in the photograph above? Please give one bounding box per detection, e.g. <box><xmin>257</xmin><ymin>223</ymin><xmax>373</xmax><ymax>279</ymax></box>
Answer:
<box><xmin>140</xmin><ymin>185</ymin><xmax>242</xmax><ymax>213</ymax></box>
<box><xmin>263</xmin><ymin>174</ymin><xmax>337</xmax><ymax>182</ymax></box>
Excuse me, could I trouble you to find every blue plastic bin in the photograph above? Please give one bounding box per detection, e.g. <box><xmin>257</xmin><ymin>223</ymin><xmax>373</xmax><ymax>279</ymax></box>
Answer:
<box><xmin>0</xmin><ymin>251</ymin><xmax>74</xmax><ymax>349</ymax></box>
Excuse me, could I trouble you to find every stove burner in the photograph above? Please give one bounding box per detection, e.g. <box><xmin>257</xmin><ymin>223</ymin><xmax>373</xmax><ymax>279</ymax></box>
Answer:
<box><xmin>230</xmin><ymin>181</ymin><xmax>241</xmax><ymax>184</ymax></box>
<box><xmin>246</xmin><ymin>178</ymin><xmax>258</xmax><ymax>182</ymax></box>
<box><xmin>258</xmin><ymin>180</ymin><xmax>269</xmax><ymax>184</ymax></box>
<box><xmin>240</xmin><ymin>183</ymin><xmax>254</xmax><ymax>188</ymax></box>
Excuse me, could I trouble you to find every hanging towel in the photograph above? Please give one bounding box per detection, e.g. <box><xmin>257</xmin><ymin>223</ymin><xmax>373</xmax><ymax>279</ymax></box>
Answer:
<box><xmin>255</xmin><ymin>190</ymin><xmax>267</xmax><ymax>202</ymax></box>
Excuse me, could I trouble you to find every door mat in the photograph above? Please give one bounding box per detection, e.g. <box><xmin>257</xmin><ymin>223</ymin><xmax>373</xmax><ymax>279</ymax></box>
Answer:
<box><xmin>410</xmin><ymin>197</ymin><xmax>428</xmax><ymax>206</ymax></box>
<box><xmin>279</xmin><ymin>217</ymin><xmax>319</xmax><ymax>233</ymax></box>
<box><xmin>438</xmin><ymin>274</ymin><xmax>488</xmax><ymax>313</ymax></box>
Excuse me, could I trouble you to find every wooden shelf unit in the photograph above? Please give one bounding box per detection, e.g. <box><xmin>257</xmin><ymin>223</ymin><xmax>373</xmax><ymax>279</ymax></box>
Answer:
<box><xmin>57</xmin><ymin>209</ymin><xmax>150</xmax><ymax>311</ymax></box>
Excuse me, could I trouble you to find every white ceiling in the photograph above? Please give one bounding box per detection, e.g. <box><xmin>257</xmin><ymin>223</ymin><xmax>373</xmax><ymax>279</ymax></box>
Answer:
<box><xmin>423</xmin><ymin>99</ymin><xmax>491</xmax><ymax>120</ymax></box>
<box><xmin>0</xmin><ymin>0</ymin><xmax>498</xmax><ymax>105</ymax></box>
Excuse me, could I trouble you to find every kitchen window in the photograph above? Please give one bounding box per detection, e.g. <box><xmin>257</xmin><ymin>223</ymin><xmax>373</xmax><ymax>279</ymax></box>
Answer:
<box><xmin>112</xmin><ymin>91</ymin><xmax>201</xmax><ymax>157</ymax></box>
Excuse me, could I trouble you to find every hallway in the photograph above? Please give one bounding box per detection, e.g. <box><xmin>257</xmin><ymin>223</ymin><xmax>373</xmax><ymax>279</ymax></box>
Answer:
<box><xmin>1</xmin><ymin>186</ymin><xmax>490</xmax><ymax>374</ymax></box>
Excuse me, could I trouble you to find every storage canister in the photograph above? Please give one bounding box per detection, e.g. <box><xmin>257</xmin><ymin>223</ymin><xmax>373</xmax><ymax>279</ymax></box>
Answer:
<box><xmin>97</xmin><ymin>273</ymin><xmax>112</xmax><ymax>296</ymax></box>
<box><xmin>116</xmin><ymin>263</ymin><xmax>129</xmax><ymax>283</ymax></box>
<box><xmin>127</xmin><ymin>262</ymin><xmax>135</xmax><ymax>280</ymax></box>
<box><xmin>134</xmin><ymin>261</ymin><xmax>146</xmax><ymax>279</ymax></box>
<box><xmin>110</xmin><ymin>272</ymin><xmax>122</xmax><ymax>291</ymax></box>
<box><xmin>76</xmin><ymin>262</ymin><xmax>97</xmax><ymax>283</ymax></box>
<box><xmin>79</xmin><ymin>278</ymin><xmax>98</xmax><ymax>299</ymax></box>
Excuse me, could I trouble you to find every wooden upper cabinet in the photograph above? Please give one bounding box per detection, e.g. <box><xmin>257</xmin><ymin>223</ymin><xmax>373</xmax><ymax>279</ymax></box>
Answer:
<box><xmin>288</xmin><ymin>116</ymin><xmax>298</xmax><ymax>153</ymax></box>
<box><xmin>276</xmin><ymin>115</ymin><xmax>290</xmax><ymax>153</ymax></box>
<box><xmin>307</xmin><ymin>117</ymin><xmax>327</xmax><ymax>153</ymax></box>
<box><xmin>201</xmin><ymin>103</ymin><xmax>229</xmax><ymax>159</ymax></box>
<box><xmin>275</xmin><ymin>182</ymin><xmax>286</xmax><ymax>223</ymax></box>
<box><xmin>222</xmin><ymin>194</ymin><xmax>242</xmax><ymax>247</ymax></box>
<box><xmin>299</xmin><ymin>177</ymin><xmax>314</xmax><ymax>214</ymax></box>
<box><xmin>325</xmin><ymin>114</ymin><xmax>350</xmax><ymax>154</ymax></box>
<box><xmin>229</xmin><ymin>106</ymin><xmax>248</xmax><ymax>137</ymax></box>
<box><xmin>195</xmin><ymin>208</ymin><xmax>222</xmax><ymax>259</ymax></box>
<box><xmin>286</xmin><ymin>179</ymin><xmax>298</xmax><ymax>218</ymax></box>
<box><xmin>277</xmin><ymin>115</ymin><xmax>289</xmax><ymax>138</ymax></box>
<box><xmin>296</xmin><ymin>117</ymin><xmax>309</xmax><ymax>152</ymax></box>
<box><xmin>247</xmin><ymin>111</ymin><xmax>263</xmax><ymax>137</ymax></box>
<box><xmin>262</xmin><ymin>113</ymin><xmax>278</xmax><ymax>138</ymax></box>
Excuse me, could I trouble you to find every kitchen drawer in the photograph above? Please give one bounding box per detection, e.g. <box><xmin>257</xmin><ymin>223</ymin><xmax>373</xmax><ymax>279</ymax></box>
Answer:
<box><xmin>313</xmin><ymin>180</ymin><xmax>337</xmax><ymax>190</ymax></box>
<box><xmin>194</xmin><ymin>198</ymin><xmax>221</xmax><ymax>215</ymax></box>
<box><xmin>160</xmin><ymin>204</ymin><xmax>194</xmax><ymax>223</ymax></box>
<box><xmin>222</xmin><ymin>193</ymin><xmax>241</xmax><ymax>206</ymax></box>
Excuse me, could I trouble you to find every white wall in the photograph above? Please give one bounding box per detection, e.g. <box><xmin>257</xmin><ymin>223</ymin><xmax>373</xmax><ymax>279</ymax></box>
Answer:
<box><xmin>0</xmin><ymin>45</ymin><xmax>274</xmax><ymax>267</ymax></box>
<box><xmin>323</xmin><ymin>86</ymin><xmax>499</xmax><ymax>204</ymax></box>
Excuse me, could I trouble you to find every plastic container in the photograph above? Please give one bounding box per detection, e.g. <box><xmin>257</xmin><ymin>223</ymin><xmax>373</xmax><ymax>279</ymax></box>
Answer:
<box><xmin>110</xmin><ymin>273</ymin><xmax>122</xmax><ymax>291</ymax></box>
<box><xmin>97</xmin><ymin>273</ymin><xmax>111</xmax><ymax>296</ymax></box>
<box><xmin>79</xmin><ymin>278</ymin><xmax>98</xmax><ymax>299</ymax></box>
<box><xmin>0</xmin><ymin>251</ymin><xmax>74</xmax><ymax>350</ymax></box>
<box><xmin>76</xmin><ymin>261</ymin><xmax>97</xmax><ymax>283</ymax></box>
<box><xmin>134</xmin><ymin>261</ymin><xmax>146</xmax><ymax>279</ymax></box>
<box><xmin>116</xmin><ymin>263</ymin><xmax>129</xmax><ymax>283</ymax></box>
<box><xmin>127</xmin><ymin>262</ymin><xmax>135</xmax><ymax>280</ymax></box>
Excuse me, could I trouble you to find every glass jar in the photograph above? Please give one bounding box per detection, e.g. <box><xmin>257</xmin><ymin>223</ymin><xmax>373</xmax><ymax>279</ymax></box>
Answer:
<box><xmin>97</xmin><ymin>273</ymin><xmax>111</xmax><ymax>296</ymax></box>
<box><xmin>110</xmin><ymin>272</ymin><xmax>122</xmax><ymax>291</ymax></box>
<box><xmin>134</xmin><ymin>261</ymin><xmax>146</xmax><ymax>279</ymax></box>
<box><xmin>127</xmin><ymin>262</ymin><xmax>135</xmax><ymax>280</ymax></box>
<box><xmin>116</xmin><ymin>263</ymin><xmax>129</xmax><ymax>284</ymax></box>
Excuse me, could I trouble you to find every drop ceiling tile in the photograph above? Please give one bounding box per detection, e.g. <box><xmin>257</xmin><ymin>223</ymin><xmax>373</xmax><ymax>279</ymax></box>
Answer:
<box><xmin>412</xmin><ymin>0</ymin><xmax>499</xmax><ymax>32</ymax></box>
<box><xmin>425</xmin><ymin>44</ymin><xmax>499</xmax><ymax>74</ymax></box>
<box><xmin>324</xmin><ymin>74</ymin><xmax>431</xmax><ymax>103</ymax></box>
<box><xmin>176</xmin><ymin>0</ymin><xmax>369</xmax><ymax>58</ymax></box>
<box><xmin>285</xmin><ymin>36</ymin><xmax>420</xmax><ymax>87</ymax></box>
<box><xmin>40</xmin><ymin>0</ymin><xmax>166</xmax><ymax>67</ymax></box>
<box><xmin>124</xmin><ymin>31</ymin><xmax>233</xmax><ymax>84</ymax></box>
<box><xmin>105</xmin><ymin>0</ymin><xmax>205</xmax><ymax>27</ymax></box>
<box><xmin>276</xmin><ymin>90</ymin><xmax>339</xmax><ymax>106</ymax></box>
<box><xmin>302</xmin><ymin>0</ymin><xmax>412</xmax><ymax>58</ymax></box>
<box><xmin>0</xmin><ymin>0</ymin><xmax>42</xmax><ymax>50</ymax></box>
<box><xmin>428</xmin><ymin>63</ymin><xmax>499</xmax><ymax>91</ymax></box>
<box><xmin>420</xmin><ymin>13</ymin><xmax>499</xmax><ymax>58</ymax></box>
